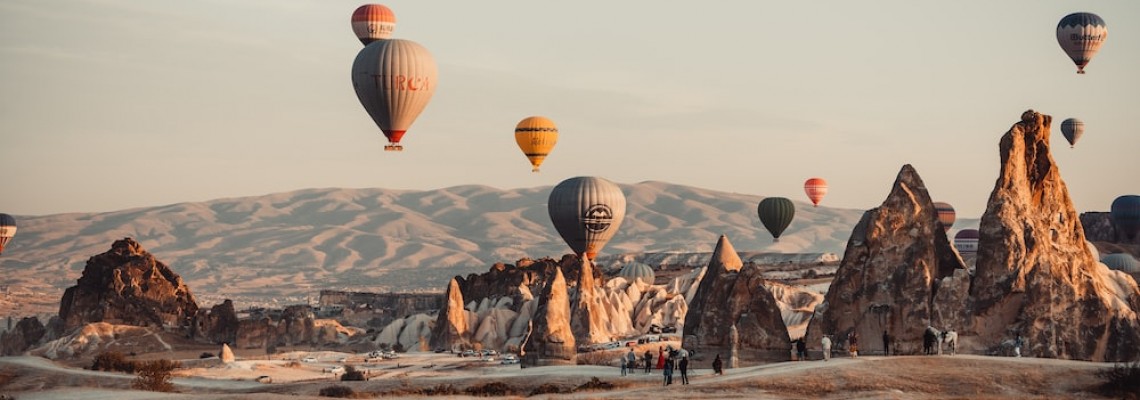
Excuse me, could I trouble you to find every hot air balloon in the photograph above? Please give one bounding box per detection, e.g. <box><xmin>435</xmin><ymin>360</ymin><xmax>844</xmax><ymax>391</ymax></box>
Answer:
<box><xmin>548</xmin><ymin>177</ymin><xmax>626</xmax><ymax>260</ymax></box>
<box><xmin>1060</xmin><ymin>118</ymin><xmax>1084</xmax><ymax>148</ymax></box>
<box><xmin>0</xmin><ymin>214</ymin><xmax>16</xmax><ymax>255</ymax></box>
<box><xmin>515</xmin><ymin>116</ymin><xmax>558</xmax><ymax>172</ymax></box>
<box><xmin>757</xmin><ymin>197</ymin><xmax>795</xmax><ymax>242</ymax></box>
<box><xmin>1056</xmin><ymin>12</ymin><xmax>1107</xmax><ymax>74</ymax></box>
<box><xmin>1102</xmin><ymin>254</ymin><xmax>1140</xmax><ymax>273</ymax></box>
<box><xmin>934</xmin><ymin>202</ymin><xmax>956</xmax><ymax>232</ymax></box>
<box><xmin>352</xmin><ymin>39</ymin><xmax>438</xmax><ymax>151</ymax></box>
<box><xmin>954</xmin><ymin>229</ymin><xmax>979</xmax><ymax>256</ymax></box>
<box><xmin>803</xmin><ymin>178</ymin><xmax>828</xmax><ymax>207</ymax></box>
<box><xmin>351</xmin><ymin>4</ymin><xmax>396</xmax><ymax>45</ymax></box>
<box><xmin>1111</xmin><ymin>195</ymin><xmax>1140</xmax><ymax>240</ymax></box>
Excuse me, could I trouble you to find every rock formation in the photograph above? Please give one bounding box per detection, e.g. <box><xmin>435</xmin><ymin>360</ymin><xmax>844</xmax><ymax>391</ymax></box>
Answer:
<box><xmin>235</xmin><ymin>305</ymin><xmax>319</xmax><ymax>349</ymax></box>
<box><xmin>682</xmin><ymin>235</ymin><xmax>789</xmax><ymax>363</ymax></box>
<box><xmin>570</xmin><ymin>257</ymin><xmax>610</xmax><ymax>345</ymax></box>
<box><xmin>805</xmin><ymin>165</ymin><xmax>967</xmax><ymax>355</ymax></box>
<box><xmin>971</xmin><ymin>110</ymin><xmax>1140</xmax><ymax>361</ymax></box>
<box><xmin>0</xmin><ymin>317</ymin><xmax>45</xmax><ymax>356</ymax></box>
<box><xmin>58</xmin><ymin>238</ymin><xmax>198</xmax><ymax>331</ymax></box>
<box><xmin>220</xmin><ymin>343</ymin><xmax>235</xmax><ymax>363</ymax></box>
<box><xmin>521</xmin><ymin>267</ymin><xmax>575</xmax><ymax>366</ymax></box>
<box><xmin>429</xmin><ymin>277</ymin><xmax>470</xmax><ymax>351</ymax></box>
<box><xmin>191</xmin><ymin>299</ymin><xmax>239</xmax><ymax>345</ymax></box>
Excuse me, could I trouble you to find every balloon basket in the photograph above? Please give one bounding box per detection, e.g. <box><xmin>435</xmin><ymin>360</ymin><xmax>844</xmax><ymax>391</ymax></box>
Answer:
<box><xmin>532</xmin><ymin>168</ymin><xmax>540</xmax><ymax>173</ymax></box>
<box><xmin>384</xmin><ymin>144</ymin><xmax>403</xmax><ymax>152</ymax></box>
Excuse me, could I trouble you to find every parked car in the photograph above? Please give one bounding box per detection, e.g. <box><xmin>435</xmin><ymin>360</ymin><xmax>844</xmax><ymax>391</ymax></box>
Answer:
<box><xmin>255</xmin><ymin>375</ymin><xmax>273</xmax><ymax>384</ymax></box>
<box><xmin>480</xmin><ymin>349</ymin><xmax>498</xmax><ymax>357</ymax></box>
<box><xmin>381</xmin><ymin>351</ymin><xmax>399</xmax><ymax>359</ymax></box>
<box><xmin>500</xmin><ymin>354</ymin><xmax>520</xmax><ymax>365</ymax></box>
<box><xmin>301</xmin><ymin>357</ymin><xmax>318</xmax><ymax>363</ymax></box>
<box><xmin>324</xmin><ymin>366</ymin><xmax>345</xmax><ymax>374</ymax></box>
<box><xmin>460</xmin><ymin>350</ymin><xmax>476</xmax><ymax>358</ymax></box>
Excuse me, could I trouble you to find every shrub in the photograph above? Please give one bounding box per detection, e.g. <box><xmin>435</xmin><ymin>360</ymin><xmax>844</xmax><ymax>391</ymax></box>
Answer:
<box><xmin>319</xmin><ymin>385</ymin><xmax>355</xmax><ymax>398</ymax></box>
<box><xmin>530</xmin><ymin>383</ymin><xmax>566</xmax><ymax>395</ymax></box>
<box><xmin>1096</xmin><ymin>361</ymin><xmax>1140</xmax><ymax>399</ymax></box>
<box><xmin>92</xmin><ymin>351</ymin><xmax>136</xmax><ymax>373</ymax></box>
<box><xmin>340</xmin><ymin>366</ymin><xmax>366</xmax><ymax>381</ymax></box>
<box><xmin>132</xmin><ymin>359</ymin><xmax>180</xmax><ymax>392</ymax></box>
<box><xmin>199</xmin><ymin>352</ymin><xmax>215</xmax><ymax>359</ymax></box>
<box><xmin>574</xmin><ymin>377</ymin><xmax>614</xmax><ymax>392</ymax></box>
<box><xmin>391</xmin><ymin>342</ymin><xmax>405</xmax><ymax>353</ymax></box>
<box><xmin>464</xmin><ymin>381</ymin><xmax>516</xmax><ymax>396</ymax></box>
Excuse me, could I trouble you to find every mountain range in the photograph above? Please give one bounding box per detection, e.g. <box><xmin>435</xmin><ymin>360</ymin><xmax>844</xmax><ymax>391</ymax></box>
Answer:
<box><xmin>2</xmin><ymin>181</ymin><xmax>968</xmax><ymax>307</ymax></box>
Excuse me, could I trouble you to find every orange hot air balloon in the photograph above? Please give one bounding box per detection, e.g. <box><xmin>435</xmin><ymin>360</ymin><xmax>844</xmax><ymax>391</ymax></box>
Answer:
<box><xmin>934</xmin><ymin>202</ymin><xmax>956</xmax><ymax>232</ymax></box>
<box><xmin>351</xmin><ymin>4</ymin><xmax>396</xmax><ymax>46</ymax></box>
<box><xmin>514</xmin><ymin>116</ymin><xmax>558</xmax><ymax>172</ymax></box>
<box><xmin>803</xmin><ymin>178</ymin><xmax>828</xmax><ymax>207</ymax></box>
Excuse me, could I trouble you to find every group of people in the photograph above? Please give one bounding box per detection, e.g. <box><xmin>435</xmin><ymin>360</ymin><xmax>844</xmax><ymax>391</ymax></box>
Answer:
<box><xmin>619</xmin><ymin>346</ymin><xmax>697</xmax><ymax>385</ymax></box>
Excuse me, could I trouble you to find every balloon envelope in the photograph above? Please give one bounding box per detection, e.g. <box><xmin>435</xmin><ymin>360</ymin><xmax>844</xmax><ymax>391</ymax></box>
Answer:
<box><xmin>351</xmin><ymin>39</ymin><xmax>438</xmax><ymax>151</ymax></box>
<box><xmin>515</xmin><ymin>116</ymin><xmax>558</xmax><ymax>172</ymax></box>
<box><xmin>351</xmin><ymin>4</ymin><xmax>396</xmax><ymax>45</ymax></box>
<box><xmin>1102</xmin><ymin>254</ymin><xmax>1140</xmax><ymax>273</ymax></box>
<box><xmin>954</xmin><ymin>229</ymin><xmax>979</xmax><ymax>255</ymax></box>
<box><xmin>1060</xmin><ymin>118</ymin><xmax>1084</xmax><ymax>148</ymax></box>
<box><xmin>803</xmin><ymin>178</ymin><xmax>828</xmax><ymax>207</ymax></box>
<box><xmin>1111</xmin><ymin>195</ymin><xmax>1140</xmax><ymax>240</ymax></box>
<box><xmin>1056</xmin><ymin>12</ymin><xmax>1107</xmax><ymax>74</ymax></box>
<box><xmin>934</xmin><ymin>202</ymin><xmax>956</xmax><ymax>232</ymax></box>
<box><xmin>548</xmin><ymin>177</ymin><xmax>626</xmax><ymax>259</ymax></box>
<box><xmin>0</xmin><ymin>213</ymin><xmax>16</xmax><ymax>255</ymax></box>
<box><xmin>757</xmin><ymin>197</ymin><xmax>795</xmax><ymax>241</ymax></box>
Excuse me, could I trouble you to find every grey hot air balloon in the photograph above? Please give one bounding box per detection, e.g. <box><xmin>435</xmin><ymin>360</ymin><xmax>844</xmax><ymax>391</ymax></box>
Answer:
<box><xmin>351</xmin><ymin>39</ymin><xmax>438</xmax><ymax>152</ymax></box>
<box><xmin>1060</xmin><ymin>118</ymin><xmax>1084</xmax><ymax>148</ymax></box>
<box><xmin>547</xmin><ymin>177</ymin><xmax>626</xmax><ymax>260</ymax></box>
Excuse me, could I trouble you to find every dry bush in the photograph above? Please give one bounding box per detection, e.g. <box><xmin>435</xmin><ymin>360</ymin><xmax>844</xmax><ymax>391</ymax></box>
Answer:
<box><xmin>574</xmin><ymin>377</ymin><xmax>615</xmax><ymax>392</ymax></box>
<box><xmin>464</xmin><ymin>381</ymin><xmax>517</xmax><ymax>396</ymax></box>
<box><xmin>318</xmin><ymin>385</ymin><xmax>355</xmax><ymax>398</ymax></box>
<box><xmin>1097</xmin><ymin>361</ymin><xmax>1140</xmax><ymax>400</ymax></box>
<box><xmin>131</xmin><ymin>359</ymin><xmax>180</xmax><ymax>392</ymax></box>
<box><xmin>284</xmin><ymin>360</ymin><xmax>301</xmax><ymax>368</ymax></box>
<box><xmin>529</xmin><ymin>382</ymin><xmax>567</xmax><ymax>395</ymax></box>
<box><xmin>340</xmin><ymin>366</ymin><xmax>366</xmax><ymax>381</ymax></box>
<box><xmin>92</xmin><ymin>351</ymin><xmax>137</xmax><ymax>373</ymax></box>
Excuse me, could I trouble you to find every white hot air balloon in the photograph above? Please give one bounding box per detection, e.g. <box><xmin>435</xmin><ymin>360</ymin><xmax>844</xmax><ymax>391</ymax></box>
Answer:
<box><xmin>547</xmin><ymin>177</ymin><xmax>626</xmax><ymax>260</ymax></box>
<box><xmin>351</xmin><ymin>39</ymin><xmax>438</xmax><ymax>151</ymax></box>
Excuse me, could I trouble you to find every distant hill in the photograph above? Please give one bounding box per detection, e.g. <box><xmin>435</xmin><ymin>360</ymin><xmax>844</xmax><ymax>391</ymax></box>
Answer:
<box><xmin>0</xmin><ymin>181</ymin><xmax>873</xmax><ymax>306</ymax></box>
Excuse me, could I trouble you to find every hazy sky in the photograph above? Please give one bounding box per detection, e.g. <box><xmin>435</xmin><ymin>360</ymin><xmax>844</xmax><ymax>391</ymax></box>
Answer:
<box><xmin>2</xmin><ymin>1</ymin><xmax>1137</xmax><ymax>218</ymax></box>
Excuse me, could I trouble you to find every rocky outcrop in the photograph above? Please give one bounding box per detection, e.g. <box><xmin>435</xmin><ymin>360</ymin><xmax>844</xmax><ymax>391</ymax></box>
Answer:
<box><xmin>521</xmin><ymin>267</ymin><xmax>575</xmax><ymax>366</ymax></box>
<box><xmin>571</xmin><ymin>257</ymin><xmax>610</xmax><ymax>345</ymax></box>
<box><xmin>58</xmin><ymin>238</ymin><xmax>198</xmax><ymax>331</ymax></box>
<box><xmin>235</xmin><ymin>305</ymin><xmax>318</xmax><ymax>349</ymax></box>
<box><xmin>429</xmin><ymin>278</ymin><xmax>470</xmax><ymax>351</ymax></box>
<box><xmin>0</xmin><ymin>317</ymin><xmax>45</xmax><ymax>356</ymax></box>
<box><xmin>683</xmin><ymin>235</ymin><xmax>789</xmax><ymax>363</ymax></box>
<box><xmin>191</xmin><ymin>299</ymin><xmax>238</xmax><ymax>345</ymax></box>
<box><xmin>971</xmin><ymin>110</ymin><xmax>1140</xmax><ymax>362</ymax></box>
<box><xmin>805</xmin><ymin>165</ymin><xmax>967</xmax><ymax>355</ymax></box>
<box><xmin>220</xmin><ymin>343</ymin><xmax>235</xmax><ymax>363</ymax></box>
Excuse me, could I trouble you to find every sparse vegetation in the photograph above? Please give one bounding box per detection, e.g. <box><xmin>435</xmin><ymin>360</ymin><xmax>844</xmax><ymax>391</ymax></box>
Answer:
<box><xmin>529</xmin><ymin>382</ymin><xmax>567</xmax><ymax>395</ymax></box>
<box><xmin>199</xmin><ymin>352</ymin><xmax>215</xmax><ymax>359</ymax></box>
<box><xmin>318</xmin><ymin>385</ymin><xmax>356</xmax><ymax>398</ymax></box>
<box><xmin>575</xmin><ymin>349</ymin><xmax>623</xmax><ymax>366</ymax></box>
<box><xmin>91</xmin><ymin>351</ymin><xmax>137</xmax><ymax>373</ymax></box>
<box><xmin>464</xmin><ymin>381</ymin><xmax>516</xmax><ymax>396</ymax></box>
<box><xmin>131</xmin><ymin>359</ymin><xmax>180</xmax><ymax>392</ymax></box>
<box><xmin>574</xmin><ymin>377</ymin><xmax>615</xmax><ymax>391</ymax></box>
<box><xmin>1096</xmin><ymin>361</ymin><xmax>1140</xmax><ymax>400</ymax></box>
<box><xmin>340</xmin><ymin>366</ymin><xmax>366</xmax><ymax>381</ymax></box>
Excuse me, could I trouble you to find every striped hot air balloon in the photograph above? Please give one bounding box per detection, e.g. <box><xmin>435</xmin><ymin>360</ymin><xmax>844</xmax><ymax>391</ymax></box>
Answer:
<box><xmin>0</xmin><ymin>214</ymin><xmax>16</xmax><ymax>255</ymax></box>
<box><xmin>803</xmin><ymin>178</ymin><xmax>828</xmax><ymax>207</ymax></box>
<box><xmin>933</xmin><ymin>202</ymin><xmax>956</xmax><ymax>232</ymax></box>
<box><xmin>954</xmin><ymin>229</ymin><xmax>979</xmax><ymax>256</ymax></box>
<box><xmin>1060</xmin><ymin>118</ymin><xmax>1084</xmax><ymax>148</ymax></box>
<box><xmin>1056</xmin><ymin>12</ymin><xmax>1107</xmax><ymax>74</ymax></box>
<box><xmin>351</xmin><ymin>39</ymin><xmax>438</xmax><ymax>152</ymax></box>
<box><xmin>757</xmin><ymin>197</ymin><xmax>795</xmax><ymax>242</ymax></box>
<box><xmin>351</xmin><ymin>4</ymin><xmax>396</xmax><ymax>46</ymax></box>
<box><xmin>548</xmin><ymin>177</ymin><xmax>626</xmax><ymax>260</ymax></box>
<box><xmin>514</xmin><ymin>116</ymin><xmax>558</xmax><ymax>172</ymax></box>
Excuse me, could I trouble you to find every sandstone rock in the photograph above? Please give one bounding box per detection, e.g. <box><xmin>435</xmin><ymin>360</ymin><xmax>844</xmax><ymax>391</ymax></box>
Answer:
<box><xmin>220</xmin><ymin>343</ymin><xmax>235</xmax><ymax>363</ymax></box>
<box><xmin>971</xmin><ymin>110</ymin><xmax>1140</xmax><ymax>362</ymax></box>
<box><xmin>805</xmin><ymin>165</ymin><xmax>967</xmax><ymax>355</ymax></box>
<box><xmin>429</xmin><ymin>278</ymin><xmax>470</xmax><ymax>351</ymax></box>
<box><xmin>522</xmin><ymin>267</ymin><xmax>575</xmax><ymax>366</ymax></box>
<box><xmin>191</xmin><ymin>299</ymin><xmax>238</xmax><ymax>345</ymax></box>
<box><xmin>58</xmin><ymin>238</ymin><xmax>198</xmax><ymax>331</ymax></box>
<box><xmin>682</xmin><ymin>235</ymin><xmax>789</xmax><ymax>363</ymax></box>
<box><xmin>570</xmin><ymin>257</ymin><xmax>611</xmax><ymax>345</ymax></box>
<box><xmin>0</xmin><ymin>317</ymin><xmax>45</xmax><ymax>356</ymax></box>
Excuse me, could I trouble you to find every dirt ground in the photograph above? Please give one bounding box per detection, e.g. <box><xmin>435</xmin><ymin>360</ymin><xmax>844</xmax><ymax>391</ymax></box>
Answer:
<box><xmin>0</xmin><ymin>351</ymin><xmax>1123</xmax><ymax>400</ymax></box>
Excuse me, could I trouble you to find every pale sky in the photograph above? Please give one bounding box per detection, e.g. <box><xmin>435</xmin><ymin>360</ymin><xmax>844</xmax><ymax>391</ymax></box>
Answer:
<box><xmin>2</xmin><ymin>1</ymin><xmax>1137</xmax><ymax>218</ymax></box>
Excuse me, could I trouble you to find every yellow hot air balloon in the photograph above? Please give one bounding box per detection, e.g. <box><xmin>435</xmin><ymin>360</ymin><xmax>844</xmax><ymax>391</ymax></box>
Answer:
<box><xmin>514</xmin><ymin>116</ymin><xmax>558</xmax><ymax>172</ymax></box>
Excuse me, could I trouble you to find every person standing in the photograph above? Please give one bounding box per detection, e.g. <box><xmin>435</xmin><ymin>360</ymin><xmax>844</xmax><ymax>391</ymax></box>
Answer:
<box><xmin>643</xmin><ymin>350</ymin><xmax>653</xmax><ymax>373</ymax></box>
<box><xmin>626</xmin><ymin>349</ymin><xmax>637</xmax><ymax>375</ymax></box>
<box><xmin>882</xmin><ymin>331</ymin><xmax>891</xmax><ymax>356</ymax></box>
<box><xmin>795</xmin><ymin>338</ymin><xmax>807</xmax><ymax>361</ymax></box>
<box><xmin>848</xmin><ymin>331</ymin><xmax>859</xmax><ymax>358</ymax></box>
<box><xmin>656</xmin><ymin>347</ymin><xmax>666</xmax><ymax>370</ymax></box>
<box><xmin>663</xmin><ymin>356</ymin><xmax>675</xmax><ymax>386</ymax></box>
<box><xmin>712</xmin><ymin>353</ymin><xmax>723</xmax><ymax>375</ymax></box>
<box><xmin>821</xmin><ymin>335</ymin><xmax>832</xmax><ymax>361</ymax></box>
<box><xmin>679</xmin><ymin>356</ymin><xmax>690</xmax><ymax>384</ymax></box>
<box><xmin>1014</xmin><ymin>333</ymin><xmax>1024</xmax><ymax>357</ymax></box>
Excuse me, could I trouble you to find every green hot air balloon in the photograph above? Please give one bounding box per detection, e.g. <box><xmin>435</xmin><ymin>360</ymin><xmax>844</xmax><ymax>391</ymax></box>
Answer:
<box><xmin>548</xmin><ymin>176</ymin><xmax>627</xmax><ymax>260</ymax></box>
<box><xmin>757</xmin><ymin>197</ymin><xmax>795</xmax><ymax>242</ymax></box>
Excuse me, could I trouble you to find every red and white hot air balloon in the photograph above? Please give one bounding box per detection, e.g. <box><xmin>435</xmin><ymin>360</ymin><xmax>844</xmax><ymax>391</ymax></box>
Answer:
<box><xmin>803</xmin><ymin>178</ymin><xmax>828</xmax><ymax>207</ymax></box>
<box><xmin>351</xmin><ymin>39</ymin><xmax>438</xmax><ymax>151</ymax></box>
<box><xmin>351</xmin><ymin>4</ymin><xmax>396</xmax><ymax>46</ymax></box>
